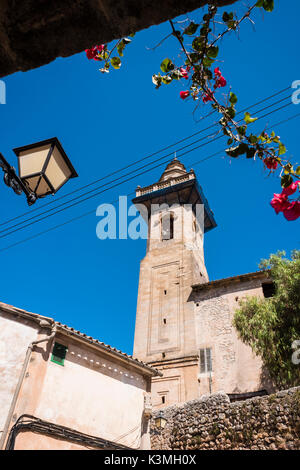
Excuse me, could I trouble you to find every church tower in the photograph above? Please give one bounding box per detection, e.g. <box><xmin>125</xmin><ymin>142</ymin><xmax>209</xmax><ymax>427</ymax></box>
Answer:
<box><xmin>132</xmin><ymin>159</ymin><xmax>217</xmax><ymax>407</ymax></box>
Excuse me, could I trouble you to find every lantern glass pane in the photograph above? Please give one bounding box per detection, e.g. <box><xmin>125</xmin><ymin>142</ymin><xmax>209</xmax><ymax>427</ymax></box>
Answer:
<box><xmin>45</xmin><ymin>146</ymin><xmax>72</xmax><ymax>191</ymax></box>
<box><xmin>18</xmin><ymin>144</ymin><xmax>51</xmax><ymax>178</ymax></box>
<box><xmin>36</xmin><ymin>176</ymin><xmax>52</xmax><ymax>196</ymax></box>
<box><xmin>24</xmin><ymin>175</ymin><xmax>40</xmax><ymax>193</ymax></box>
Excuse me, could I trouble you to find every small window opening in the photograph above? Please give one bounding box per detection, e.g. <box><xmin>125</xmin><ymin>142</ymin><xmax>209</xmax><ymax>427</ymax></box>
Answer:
<box><xmin>200</xmin><ymin>348</ymin><xmax>212</xmax><ymax>374</ymax></box>
<box><xmin>163</xmin><ymin>318</ymin><xmax>167</xmax><ymax>325</ymax></box>
<box><xmin>164</xmin><ymin>290</ymin><xmax>167</xmax><ymax>295</ymax></box>
<box><xmin>161</xmin><ymin>213</ymin><xmax>174</xmax><ymax>241</ymax></box>
<box><xmin>51</xmin><ymin>342</ymin><xmax>68</xmax><ymax>366</ymax></box>
<box><xmin>162</xmin><ymin>396</ymin><xmax>166</xmax><ymax>404</ymax></box>
<box><xmin>162</xmin><ymin>352</ymin><xmax>166</xmax><ymax>359</ymax></box>
<box><xmin>262</xmin><ymin>282</ymin><xmax>276</xmax><ymax>298</ymax></box>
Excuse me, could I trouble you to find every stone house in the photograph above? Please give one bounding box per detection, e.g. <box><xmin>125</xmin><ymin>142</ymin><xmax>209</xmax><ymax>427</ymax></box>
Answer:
<box><xmin>0</xmin><ymin>301</ymin><xmax>160</xmax><ymax>450</ymax></box>
<box><xmin>133</xmin><ymin>158</ymin><xmax>274</xmax><ymax>409</ymax></box>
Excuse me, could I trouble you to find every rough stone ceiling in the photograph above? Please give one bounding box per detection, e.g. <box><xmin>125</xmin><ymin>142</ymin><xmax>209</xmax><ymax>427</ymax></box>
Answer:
<box><xmin>0</xmin><ymin>0</ymin><xmax>238</xmax><ymax>77</ymax></box>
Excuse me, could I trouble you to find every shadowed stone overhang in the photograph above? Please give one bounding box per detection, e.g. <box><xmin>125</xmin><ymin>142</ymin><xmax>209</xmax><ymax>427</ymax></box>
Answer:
<box><xmin>0</xmin><ymin>0</ymin><xmax>238</xmax><ymax>78</ymax></box>
<box><xmin>192</xmin><ymin>270</ymin><xmax>270</xmax><ymax>291</ymax></box>
<box><xmin>133</xmin><ymin>177</ymin><xmax>217</xmax><ymax>233</ymax></box>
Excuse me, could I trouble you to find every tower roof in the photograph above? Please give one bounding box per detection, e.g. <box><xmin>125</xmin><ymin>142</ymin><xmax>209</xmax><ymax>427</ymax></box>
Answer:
<box><xmin>159</xmin><ymin>157</ymin><xmax>188</xmax><ymax>182</ymax></box>
<box><xmin>133</xmin><ymin>158</ymin><xmax>217</xmax><ymax>233</ymax></box>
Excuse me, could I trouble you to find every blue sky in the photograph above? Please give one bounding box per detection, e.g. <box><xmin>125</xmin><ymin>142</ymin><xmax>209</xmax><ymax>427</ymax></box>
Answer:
<box><xmin>0</xmin><ymin>1</ymin><xmax>299</xmax><ymax>354</ymax></box>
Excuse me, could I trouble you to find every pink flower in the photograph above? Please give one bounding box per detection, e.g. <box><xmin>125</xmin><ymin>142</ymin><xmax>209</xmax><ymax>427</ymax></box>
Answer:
<box><xmin>270</xmin><ymin>193</ymin><xmax>290</xmax><ymax>214</ymax></box>
<box><xmin>85</xmin><ymin>47</ymin><xmax>98</xmax><ymax>60</ymax></box>
<box><xmin>180</xmin><ymin>90</ymin><xmax>190</xmax><ymax>100</ymax></box>
<box><xmin>264</xmin><ymin>157</ymin><xmax>278</xmax><ymax>170</ymax></box>
<box><xmin>180</xmin><ymin>67</ymin><xmax>189</xmax><ymax>79</ymax></box>
<box><xmin>97</xmin><ymin>44</ymin><xmax>105</xmax><ymax>52</ymax></box>
<box><xmin>214</xmin><ymin>67</ymin><xmax>222</xmax><ymax>78</ymax></box>
<box><xmin>202</xmin><ymin>89</ymin><xmax>214</xmax><ymax>103</ymax></box>
<box><xmin>283</xmin><ymin>201</ymin><xmax>300</xmax><ymax>221</ymax></box>
<box><xmin>215</xmin><ymin>76</ymin><xmax>227</xmax><ymax>88</ymax></box>
<box><xmin>281</xmin><ymin>181</ymin><xmax>299</xmax><ymax>197</ymax></box>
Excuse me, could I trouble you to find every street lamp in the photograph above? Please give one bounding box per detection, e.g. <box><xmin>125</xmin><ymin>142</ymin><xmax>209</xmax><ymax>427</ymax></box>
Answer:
<box><xmin>154</xmin><ymin>411</ymin><xmax>167</xmax><ymax>429</ymax></box>
<box><xmin>0</xmin><ymin>137</ymin><xmax>78</xmax><ymax>205</ymax></box>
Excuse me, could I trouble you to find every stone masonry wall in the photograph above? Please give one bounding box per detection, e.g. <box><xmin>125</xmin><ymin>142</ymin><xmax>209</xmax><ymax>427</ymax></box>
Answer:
<box><xmin>151</xmin><ymin>387</ymin><xmax>300</xmax><ymax>450</ymax></box>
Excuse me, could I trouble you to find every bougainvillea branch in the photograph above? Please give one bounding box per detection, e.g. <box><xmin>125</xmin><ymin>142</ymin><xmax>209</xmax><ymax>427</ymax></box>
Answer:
<box><xmin>152</xmin><ymin>0</ymin><xmax>300</xmax><ymax>220</ymax></box>
<box><xmin>85</xmin><ymin>0</ymin><xmax>300</xmax><ymax>221</ymax></box>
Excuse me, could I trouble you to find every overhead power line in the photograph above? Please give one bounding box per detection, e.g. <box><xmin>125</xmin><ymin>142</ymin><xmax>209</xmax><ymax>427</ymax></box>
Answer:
<box><xmin>0</xmin><ymin>109</ymin><xmax>299</xmax><ymax>253</ymax></box>
<box><xmin>0</xmin><ymin>86</ymin><xmax>291</xmax><ymax>230</ymax></box>
<box><xmin>0</xmin><ymin>94</ymin><xmax>293</xmax><ymax>238</ymax></box>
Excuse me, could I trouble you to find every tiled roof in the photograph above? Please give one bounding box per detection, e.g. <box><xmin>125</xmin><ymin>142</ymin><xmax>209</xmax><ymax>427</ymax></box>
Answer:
<box><xmin>192</xmin><ymin>270</ymin><xmax>269</xmax><ymax>291</ymax></box>
<box><xmin>0</xmin><ymin>301</ymin><xmax>161</xmax><ymax>377</ymax></box>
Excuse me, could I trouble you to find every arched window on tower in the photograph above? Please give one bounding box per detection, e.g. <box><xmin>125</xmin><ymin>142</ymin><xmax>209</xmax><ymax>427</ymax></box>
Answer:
<box><xmin>161</xmin><ymin>212</ymin><xmax>174</xmax><ymax>241</ymax></box>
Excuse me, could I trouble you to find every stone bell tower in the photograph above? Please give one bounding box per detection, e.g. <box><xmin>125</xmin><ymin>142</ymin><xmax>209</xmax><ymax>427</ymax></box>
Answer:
<box><xmin>133</xmin><ymin>158</ymin><xmax>216</xmax><ymax>407</ymax></box>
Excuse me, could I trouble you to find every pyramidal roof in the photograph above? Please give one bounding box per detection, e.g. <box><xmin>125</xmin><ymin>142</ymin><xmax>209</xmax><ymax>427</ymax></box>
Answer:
<box><xmin>159</xmin><ymin>157</ymin><xmax>188</xmax><ymax>182</ymax></box>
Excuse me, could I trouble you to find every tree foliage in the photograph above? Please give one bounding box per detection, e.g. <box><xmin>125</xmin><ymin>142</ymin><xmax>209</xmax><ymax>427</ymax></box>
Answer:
<box><xmin>233</xmin><ymin>250</ymin><xmax>300</xmax><ymax>389</ymax></box>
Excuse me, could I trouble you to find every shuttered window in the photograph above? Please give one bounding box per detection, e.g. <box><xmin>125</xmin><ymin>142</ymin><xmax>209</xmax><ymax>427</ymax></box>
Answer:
<box><xmin>200</xmin><ymin>348</ymin><xmax>212</xmax><ymax>373</ymax></box>
<box><xmin>51</xmin><ymin>342</ymin><xmax>68</xmax><ymax>366</ymax></box>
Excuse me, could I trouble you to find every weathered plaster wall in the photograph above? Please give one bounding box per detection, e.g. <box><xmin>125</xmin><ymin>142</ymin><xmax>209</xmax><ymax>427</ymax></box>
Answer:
<box><xmin>0</xmin><ymin>0</ymin><xmax>238</xmax><ymax>77</ymax></box>
<box><xmin>14</xmin><ymin>432</ymin><xmax>92</xmax><ymax>451</ymax></box>
<box><xmin>11</xmin><ymin>333</ymin><xmax>150</xmax><ymax>449</ymax></box>
<box><xmin>0</xmin><ymin>310</ymin><xmax>38</xmax><ymax>441</ymax></box>
<box><xmin>1</xmin><ymin>311</ymin><xmax>153</xmax><ymax>450</ymax></box>
<box><xmin>151</xmin><ymin>387</ymin><xmax>300</xmax><ymax>450</ymax></box>
<box><xmin>193</xmin><ymin>278</ymin><xmax>273</xmax><ymax>397</ymax></box>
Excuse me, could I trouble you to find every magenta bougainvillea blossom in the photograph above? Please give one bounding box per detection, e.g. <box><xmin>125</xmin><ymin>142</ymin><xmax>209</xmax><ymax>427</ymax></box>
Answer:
<box><xmin>271</xmin><ymin>182</ymin><xmax>300</xmax><ymax>221</ymax></box>
<box><xmin>264</xmin><ymin>157</ymin><xmax>278</xmax><ymax>170</ymax></box>
<box><xmin>180</xmin><ymin>90</ymin><xmax>190</xmax><ymax>100</ymax></box>
<box><xmin>85</xmin><ymin>45</ymin><xmax>105</xmax><ymax>61</ymax></box>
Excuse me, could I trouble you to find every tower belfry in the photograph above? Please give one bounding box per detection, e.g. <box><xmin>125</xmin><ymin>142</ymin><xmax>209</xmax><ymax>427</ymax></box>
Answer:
<box><xmin>132</xmin><ymin>159</ymin><xmax>216</xmax><ymax>406</ymax></box>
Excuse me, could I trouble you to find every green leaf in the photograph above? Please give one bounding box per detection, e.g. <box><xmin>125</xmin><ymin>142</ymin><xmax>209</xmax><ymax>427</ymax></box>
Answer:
<box><xmin>183</xmin><ymin>21</ymin><xmax>199</xmax><ymax>35</ymax></box>
<box><xmin>171</xmin><ymin>70</ymin><xmax>182</xmax><ymax>80</ymax></box>
<box><xmin>160</xmin><ymin>58</ymin><xmax>174</xmax><ymax>73</ymax></box>
<box><xmin>295</xmin><ymin>166</ymin><xmax>300</xmax><ymax>176</ymax></box>
<box><xmin>249</xmin><ymin>134</ymin><xmax>258</xmax><ymax>144</ymax></box>
<box><xmin>222</xmin><ymin>12</ymin><xmax>234</xmax><ymax>22</ymax></box>
<box><xmin>189</xmin><ymin>52</ymin><xmax>201</xmax><ymax>63</ymax></box>
<box><xmin>226</xmin><ymin>143</ymin><xmax>248</xmax><ymax>158</ymax></box>
<box><xmin>279</xmin><ymin>142</ymin><xmax>287</xmax><ymax>155</ymax></box>
<box><xmin>229</xmin><ymin>92</ymin><xmax>238</xmax><ymax>105</ymax></box>
<box><xmin>263</xmin><ymin>0</ymin><xmax>274</xmax><ymax>12</ymax></box>
<box><xmin>207</xmin><ymin>46</ymin><xmax>219</xmax><ymax>58</ymax></box>
<box><xmin>203</xmin><ymin>57</ymin><xmax>214</xmax><ymax>67</ymax></box>
<box><xmin>237</xmin><ymin>125</ymin><xmax>247</xmax><ymax>136</ymax></box>
<box><xmin>117</xmin><ymin>41</ymin><xmax>125</xmax><ymax>57</ymax></box>
<box><xmin>111</xmin><ymin>57</ymin><xmax>121</xmax><ymax>69</ymax></box>
<box><xmin>244</xmin><ymin>112</ymin><xmax>258</xmax><ymax>124</ymax></box>
<box><xmin>192</xmin><ymin>37</ymin><xmax>205</xmax><ymax>52</ymax></box>
<box><xmin>246</xmin><ymin>147</ymin><xmax>256</xmax><ymax>159</ymax></box>
<box><xmin>227</xmin><ymin>20</ymin><xmax>237</xmax><ymax>30</ymax></box>
<box><xmin>281</xmin><ymin>174</ymin><xmax>293</xmax><ymax>188</ymax></box>
<box><xmin>226</xmin><ymin>107</ymin><xmax>236</xmax><ymax>119</ymax></box>
<box><xmin>162</xmin><ymin>75</ymin><xmax>173</xmax><ymax>85</ymax></box>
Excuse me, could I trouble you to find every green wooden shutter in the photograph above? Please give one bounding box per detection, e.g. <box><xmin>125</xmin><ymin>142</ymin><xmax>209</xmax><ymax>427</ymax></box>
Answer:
<box><xmin>51</xmin><ymin>342</ymin><xmax>68</xmax><ymax>366</ymax></box>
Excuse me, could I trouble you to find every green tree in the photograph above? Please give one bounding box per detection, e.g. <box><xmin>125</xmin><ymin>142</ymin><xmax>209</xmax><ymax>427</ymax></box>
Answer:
<box><xmin>233</xmin><ymin>250</ymin><xmax>300</xmax><ymax>389</ymax></box>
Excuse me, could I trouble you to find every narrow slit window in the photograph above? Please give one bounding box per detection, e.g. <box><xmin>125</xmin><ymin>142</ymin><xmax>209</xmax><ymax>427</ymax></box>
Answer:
<box><xmin>161</xmin><ymin>213</ymin><xmax>174</xmax><ymax>241</ymax></box>
<box><xmin>200</xmin><ymin>348</ymin><xmax>212</xmax><ymax>373</ymax></box>
<box><xmin>51</xmin><ymin>342</ymin><xmax>68</xmax><ymax>366</ymax></box>
<box><xmin>163</xmin><ymin>318</ymin><xmax>167</xmax><ymax>325</ymax></box>
<box><xmin>162</xmin><ymin>396</ymin><xmax>166</xmax><ymax>404</ymax></box>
